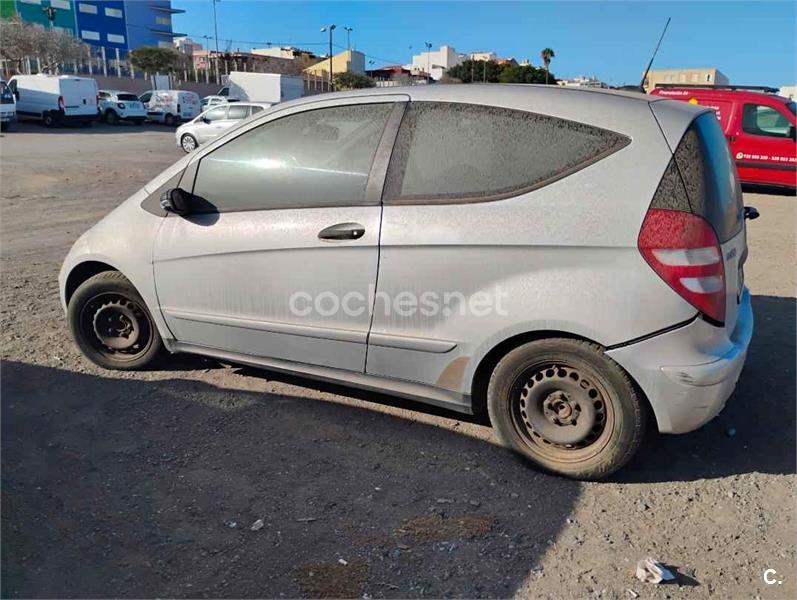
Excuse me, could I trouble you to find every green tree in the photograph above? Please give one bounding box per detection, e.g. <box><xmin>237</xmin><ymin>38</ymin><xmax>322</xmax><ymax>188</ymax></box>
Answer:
<box><xmin>0</xmin><ymin>17</ymin><xmax>89</xmax><ymax>74</ymax></box>
<box><xmin>540</xmin><ymin>48</ymin><xmax>555</xmax><ymax>84</ymax></box>
<box><xmin>128</xmin><ymin>46</ymin><xmax>181</xmax><ymax>73</ymax></box>
<box><xmin>333</xmin><ymin>71</ymin><xmax>375</xmax><ymax>90</ymax></box>
<box><xmin>447</xmin><ymin>59</ymin><xmax>503</xmax><ymax>83</ymax></box>
<box><xmin>498</xmin><ymin>64</ymin><xmax>553</xmax><ymax>84</ymax></box>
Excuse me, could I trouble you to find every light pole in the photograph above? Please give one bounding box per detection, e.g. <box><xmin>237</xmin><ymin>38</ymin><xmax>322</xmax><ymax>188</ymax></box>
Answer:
<box><xmin>320</xmin><ymin>24</ymin><xmax>336</xmax><ymax>89</ymax></box>
<box><xmin>211</xmin><ymin>0</ymin><xmax>221</xmax><ymax>85</ymax></box>
<box><xmin>424</xmin><ymin>42</ymin><xmax>432</xmax><ymax>82</ymax></box>
<box><xmin>343</xmin><ymin>26</ymin><xmax>353</xmax><ymax>51</ymax></box>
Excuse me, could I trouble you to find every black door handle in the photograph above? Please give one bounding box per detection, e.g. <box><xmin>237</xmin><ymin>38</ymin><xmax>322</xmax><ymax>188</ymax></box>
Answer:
<box><xmin>318</xmin><ymin>222</ymin><xmax>366</xmax><ymax>241</ymax></box>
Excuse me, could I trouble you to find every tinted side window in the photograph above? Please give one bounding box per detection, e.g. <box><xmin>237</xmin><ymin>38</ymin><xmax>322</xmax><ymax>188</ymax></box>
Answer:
<box><xmin>192</xmin><ymin>103</ymin><xmax>393</xmax><ymax>212</ymax></box>
<box><xmin>228</xmin><ymin>104</ymin><xmax>249</xmax><ymax>120</ymax></box>
<box><xmin>742</xmin><ymin>104</ymin><xmax>791</xmax><ymax>138</ymax></box>
<box><xmin>384</xmin><ymin>102</ymin><xmax>629</xmax><ymax>203</ymax></box>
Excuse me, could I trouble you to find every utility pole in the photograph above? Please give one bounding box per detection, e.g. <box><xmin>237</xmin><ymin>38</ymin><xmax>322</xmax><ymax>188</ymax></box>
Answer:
<box><xmin>343</xmin><ymin>26</ymin><xmax>353</xmax><ymax>51</ymax></box>
<box><xmin>321</xmin><ymin>24</ymin><xmax>336</xmax><ymax>89</ymax></box>
<box><xmin>212</xmin><ymin>1</ymin><xmax>221</xmax><ymax>85</ymax></box>
<box><xmin>424</xmin><ymin>42</ymin><xmax>432</xmax><ymax>83</ymax></box>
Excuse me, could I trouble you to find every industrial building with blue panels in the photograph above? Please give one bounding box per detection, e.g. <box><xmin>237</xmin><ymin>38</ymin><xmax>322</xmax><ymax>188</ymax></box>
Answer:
<box><xmin>1</xmin><ymin>0</ymin><xmax>184</xmax><ymax>56</ymax></box>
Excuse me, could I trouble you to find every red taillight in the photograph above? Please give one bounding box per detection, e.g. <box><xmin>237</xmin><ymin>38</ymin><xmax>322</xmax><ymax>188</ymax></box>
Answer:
<box><xmin>58</xmin><ymin>95</ymin><xmax>64</xmax><ymax>110</ymax></box>
<box><xmin>638</xmin><ymin>208</ymin><xmax>726</xmax><ymax>323</ymax></box>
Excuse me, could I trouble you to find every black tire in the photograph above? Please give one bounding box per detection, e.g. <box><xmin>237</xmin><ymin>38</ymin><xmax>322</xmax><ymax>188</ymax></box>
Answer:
<box><xmin>164</xmin><ymin>113</ymin><xmax>175</xmax><ymax>127</ymax></box>
<box><xmin>180</xmin><ymin>133</ymin><xmax>198</xmax><ymax>153</ymax></box>
<box><xmin>487</xmin><ymin>338</ymin><xmax>645</xmax><ymax>480</ymax></box>
<box><xmin>133</xmin><ymin>118</ymin><xmax>144</xmax><ymax>126</ymax></box>
<box><xmin>42</xmin><ymin>111</ymin><xmax>56</xmax><ymax>127</ymax></box>
<box><xmin>105</xmin><ymin>109</ymin><xmax>119</xmax><ymax>125</ymax></box>
<box><xmin>67</xmin><ymin>271</ymin><xmax>164</xmax><ymax>370</ymax></box>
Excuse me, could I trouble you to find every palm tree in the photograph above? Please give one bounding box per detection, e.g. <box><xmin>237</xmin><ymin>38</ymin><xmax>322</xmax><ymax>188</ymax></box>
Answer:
<box><xmin>540</xmin><ymin>48</ymin><xmax>555</xmax><ymax>84</ymax></box>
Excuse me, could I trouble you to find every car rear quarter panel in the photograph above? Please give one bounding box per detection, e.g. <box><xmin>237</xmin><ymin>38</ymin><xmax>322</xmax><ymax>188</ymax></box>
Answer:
<box><xmin>367</xmin><ymin>91</ymin><xmax>700</xmax><ymax>395</ymax></box>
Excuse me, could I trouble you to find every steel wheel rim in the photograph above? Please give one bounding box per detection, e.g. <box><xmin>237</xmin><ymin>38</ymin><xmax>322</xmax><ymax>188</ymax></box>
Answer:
<box><xmin>79</xmin><ymin>292</ymin><xmax>154</xmax><ymax>362</ymax></box>
<box><xmin>509</xmin><ymin>361</ymin><xmax>615</xmax><ymax>463</ymax></box>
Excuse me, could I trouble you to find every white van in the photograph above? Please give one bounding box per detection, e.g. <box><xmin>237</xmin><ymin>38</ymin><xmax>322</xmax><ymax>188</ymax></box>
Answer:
<box><xmin>8</xmin><ymin>74</ymin><xmax>98</xmax><ymax>127</ymax></box>
<box><xmin>138</xmin><ymin>90</ymin><xmax>201</xmax><ymax>126</ymax></box>
<box><xmin>1</xmin><ymin>79</ymin><xmax>16</xmax><ymax>130</ymax></box>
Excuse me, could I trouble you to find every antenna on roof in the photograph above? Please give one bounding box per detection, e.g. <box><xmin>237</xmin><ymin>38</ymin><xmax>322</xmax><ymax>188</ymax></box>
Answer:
<box><xmin>639</xmin><ymin>17</ymin><xmax>671</xmax><ymax>92</ymax></box>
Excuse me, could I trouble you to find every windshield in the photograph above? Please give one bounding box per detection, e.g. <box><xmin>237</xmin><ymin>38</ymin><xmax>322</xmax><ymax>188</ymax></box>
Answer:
<box><xmin>117</xmin><ymin>93</ymin><xmax>138</xmax><ymax>101</ymax></box>
<box><xmin>1</xmin><ymin>82</ymin><xmax>13</xmax><ymax>103</ymax></box>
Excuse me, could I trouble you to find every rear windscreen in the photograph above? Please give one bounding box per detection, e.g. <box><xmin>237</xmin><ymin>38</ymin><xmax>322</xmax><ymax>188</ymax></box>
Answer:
<box><xmin>672</xmin><ymin>113</ymin><xmax>744</xmax><ymax>243</ymax></box>
<box><xmin>117</xmin><ymin>93</ymin><xmax>138</xmax><ymax>101</ymax></box>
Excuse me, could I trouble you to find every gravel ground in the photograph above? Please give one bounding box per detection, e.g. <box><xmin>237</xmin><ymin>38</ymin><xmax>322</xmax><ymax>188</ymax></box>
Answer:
<box><xmin>1</xmin><ymin>122</ymin><xmax>794</xmax><ymax>599</ymax></box>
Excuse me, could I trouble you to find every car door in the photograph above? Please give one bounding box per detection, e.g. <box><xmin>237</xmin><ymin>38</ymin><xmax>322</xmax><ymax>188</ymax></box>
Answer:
<box><xmin>193</xmin><ymin>105</ymin><xmax>227</xmax><ymax>143</ymax></box>
<box><xmin>153</xmin><ymin>95</ymin><xmax>407</xmax><ymax>372</ymax></box>
<box><xmin>732</xmin><ymin>100</ymin><xmax>796</xmax><ymax>187</ymax></box>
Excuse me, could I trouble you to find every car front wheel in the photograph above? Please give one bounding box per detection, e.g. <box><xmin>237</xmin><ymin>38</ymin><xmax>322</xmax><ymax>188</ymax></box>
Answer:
<box><xmin>67</xmin><ymin>271</ymin><xmax>164</xmax><ymax>370</ymax></box>
<box><xmin>181</xmin><ymin>133</ymin><xmax>198</xmax><ymax>153</ymax></box>
<box><xmin>487</xmin><ymin>338</ymin><xmax>645</xmax><ymax>480</ymax></box>
<box><xmin>105</xmin><ymin>110</ymin><xmax>119</xmax><ymax>125</ymax></box>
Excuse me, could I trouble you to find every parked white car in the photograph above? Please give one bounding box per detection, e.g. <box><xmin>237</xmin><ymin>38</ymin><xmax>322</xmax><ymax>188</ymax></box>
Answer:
<box><xmin>138</xmin><ymin>89</ymin><xmax>201</xmax><ymax>126</ymax></box>
<box><xmin>201</xmin><ymin>95</ymin><xmax>234</xmax><ymax>110</ymax></box>
<box><xmin>98</xmin><ymin>90</ymin><xmax>146</xmax><ymax>125</ymax></box>
<box><xmin>175</xmin><ymin>102</ymin><xmax>268</xmax><ymax>152</ymax></box>
<box><xmin>0</xmin><ymin>79</ymin><xmax>16</xmax><ymax>130</ymax></box>
<box><xmin>7</xmin><ymin>74</ymin><xmax>97</xmax><ymax>127</ymax></box>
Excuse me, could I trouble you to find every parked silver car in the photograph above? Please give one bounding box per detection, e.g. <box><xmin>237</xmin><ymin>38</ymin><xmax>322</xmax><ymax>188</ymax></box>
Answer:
<box><xmin>59</xmin><ymin>85</ymin><xmax>755</xmax><ymax>479</ymax></box>
<box><xmin>175</xmin><ymin>102</ymin><xmax>269</xmax><ymax>152</ymax></box>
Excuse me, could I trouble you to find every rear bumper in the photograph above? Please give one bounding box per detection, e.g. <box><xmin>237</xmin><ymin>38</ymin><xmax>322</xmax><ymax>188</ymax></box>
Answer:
<box><xmin>607</xmin><ymin>289</ymin><xmax>753</xmax><ymax>434</ymax></box>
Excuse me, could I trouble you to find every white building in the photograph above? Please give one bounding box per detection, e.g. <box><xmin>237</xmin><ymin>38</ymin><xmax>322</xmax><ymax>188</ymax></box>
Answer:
<box><xmin>557</xmin><ymin>75</ymin><xmax>608</xmax><ymax>89</ymax></box>
<box><xmin>779</xmin><ymin>85</ymin><xmax>796</xmax><ymax>100</ymax></box>
<box><xmin>174</xmin><ymin>37</ymin><xmax>203</xmax><ymax>56</ymax></box>
<box><xmin>469</xmin><ymin>51</ymin><xmax>497</xmax><ymax>62</ymax></box>
<box><xmin>406</xmin><ymin>45</ymin><xmax>462</xmax><ymax>80</ymax></box>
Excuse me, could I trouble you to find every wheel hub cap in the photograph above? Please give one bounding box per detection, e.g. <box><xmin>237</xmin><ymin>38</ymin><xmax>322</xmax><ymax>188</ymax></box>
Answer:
<box><xmin>517</xmin><ymin>365</ymin><xmax>607</xmax><ymax>449</ymax></box>
<box><xmin>92</xmin><ymin>300</ymin><xmax>140</xmax><ymax>350</ymax></box>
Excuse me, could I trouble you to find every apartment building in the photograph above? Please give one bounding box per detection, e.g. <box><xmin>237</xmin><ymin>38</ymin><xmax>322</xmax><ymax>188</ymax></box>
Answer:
<box><xmin>643</xmin><ymin>67</ymin><xmax>729</xmax><ymax>92</ymax></box>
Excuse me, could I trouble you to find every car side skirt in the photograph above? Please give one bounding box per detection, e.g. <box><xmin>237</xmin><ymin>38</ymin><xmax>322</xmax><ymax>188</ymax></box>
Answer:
<box><xmin>168</xmin><ymin>340</ymin><xmax>474</xmax><ymax>415</ymax></box>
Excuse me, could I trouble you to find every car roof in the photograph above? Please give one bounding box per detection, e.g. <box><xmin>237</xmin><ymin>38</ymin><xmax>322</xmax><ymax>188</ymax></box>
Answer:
<box><xmin>254</xmin><ymin>83</ymin><xmax>706</xmax><ymax>138</ymax></box>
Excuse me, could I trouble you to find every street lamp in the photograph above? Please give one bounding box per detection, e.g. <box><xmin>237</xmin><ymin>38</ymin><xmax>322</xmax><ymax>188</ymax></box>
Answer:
<box><xmin>343</xmin><ymin>26</ymin><xmax>353</xmax><ymax>51</ymax></box>
<box><xmin>320</xmin><ymin>24</ymin><xmax>336</xmax><ymax>89</ymax></box>
<box><xmin>424</xmin><ymin>42</ymin><xmax>432</xmax><ymax>82</ymax></box>
<box><xmin>41</xmin><ymin>5</ymin><xmax>57</xmax><ymax>29</ymax></box>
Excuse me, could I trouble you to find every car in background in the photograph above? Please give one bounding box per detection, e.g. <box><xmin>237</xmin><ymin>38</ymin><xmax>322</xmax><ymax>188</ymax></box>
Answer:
<box><xmin>138</xmin><ymin>89</ymin><xmax>201</xmax><ymax>126</ymax></box>
<box><xmin>175</xmin><ymin>102</ymin><xmax>268</xmax><ymax>152</ymax></box>
<box><xmin>98</xmin><ymin>90</ymin><xmax>146</xmax><ymax>125</ymax></box>
<box><xmin>60</xmin><ymin>86</ymin><xmax>756</xmax><ymax>479</ymax></box>
<box><xmin>7</xmin><ymin>74</ymin><xmax>97</xmax><ymax>127</ymax></box>
<box><xmin>651</xmin><ymin>84</ymin><xmax>796</xmax><ymax>190</ymax></box>
<box><xmin>0</xmin><ymin>79</ymin><xmax>16</xmax><ymax>130</ymax></box>
<box><xmin>201</xmin><ymin>95</ymin><xmax>239</xmax><ymax>110</ymax></box>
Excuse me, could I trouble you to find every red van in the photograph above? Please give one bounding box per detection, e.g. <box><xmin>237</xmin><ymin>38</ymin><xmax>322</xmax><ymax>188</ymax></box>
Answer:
<box><xmin>651</xmin><ymin>85</ymin><xmax>796</xmax><ymax>190</ymax></box>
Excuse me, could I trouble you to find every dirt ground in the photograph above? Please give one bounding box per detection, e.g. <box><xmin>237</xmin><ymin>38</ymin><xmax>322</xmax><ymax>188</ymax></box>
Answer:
<box><xmin>1</xmin><ymin>122</ymin><xmax>794</xmax><ymax>599</ymax></box>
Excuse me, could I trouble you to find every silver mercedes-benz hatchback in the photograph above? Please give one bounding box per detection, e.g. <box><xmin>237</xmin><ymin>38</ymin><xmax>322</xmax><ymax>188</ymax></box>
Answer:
<box><xmin>59</xmin><ymin>85</ymin><xmax>755</xmax><ymax>479</ymax></box>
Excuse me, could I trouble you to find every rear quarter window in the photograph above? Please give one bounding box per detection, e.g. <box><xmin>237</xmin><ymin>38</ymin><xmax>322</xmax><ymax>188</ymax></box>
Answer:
<box><xmin>383</xmin><ymin>101</ymin><xmax>630</xmax><ymax>204</ymax></box>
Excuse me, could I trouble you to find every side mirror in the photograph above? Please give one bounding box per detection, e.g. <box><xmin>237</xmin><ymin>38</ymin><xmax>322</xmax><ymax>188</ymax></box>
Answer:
<box><xmin>744</xmin><ymin>206</ymin><xmax>760</xmax><ymax>221</ymax></box>
<box><xmin>160</xmin><ymin>188</ymin><xmax>192</xmax><ymax>215</ymax></box>
<box><xmin>13</xmin><ymin>90</ymin><xmax>19</xmax><ymax>100</ymax></box>
<box><xmin>201</xmin><ymin>116</ymin><xmax>211</xmax><ymax>124</ymax></box>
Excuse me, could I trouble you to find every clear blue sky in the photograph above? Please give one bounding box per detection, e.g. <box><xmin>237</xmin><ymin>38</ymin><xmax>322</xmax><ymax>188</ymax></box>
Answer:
<box><xmin>172</xmin><ymin>1</ymin><xmax>796</xmax><ymax>86</ymax></box>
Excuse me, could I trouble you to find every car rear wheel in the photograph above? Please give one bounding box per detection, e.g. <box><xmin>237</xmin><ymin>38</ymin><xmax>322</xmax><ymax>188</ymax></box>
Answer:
<box><xmin>180</xmin><ymin>133</ymin><xmax>198</xmax><ymax>153</ymax></box>
<box><xmin>67</xmin><ymin>271</ymin><xmax>164</xmax><ymax>370</ymax></box>
<box><xmin>42</xmin><ymin>111</ymin><xmax>56</xmax><ymax>127</ymax></box>
<box><xmin>164</xmin><ymin>113</ymin><xmax>175</xmax><ymax>127</ymax></box>
<box><xmin>487</xmin><ymin>338</ymin><xmax>645</xmax><ymax>480</ymax></box>
<box><xmin>105</xmin><ymin>110</ymin><xmax>118</xmax><ymax>125</ymax></box>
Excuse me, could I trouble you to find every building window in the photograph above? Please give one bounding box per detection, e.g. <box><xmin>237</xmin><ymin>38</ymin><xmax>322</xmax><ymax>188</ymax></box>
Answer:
<box><xmin>50</xmin><ymin>0</ymin><xmax>70</xmax><ymax>9</ymax></box>
<box><xmin>157</xmin><ymin>41</ymin><xmax>172</xmax><ymax>49</ymax></box>
<box><xmin>105</xmin><ymin>7</ymin><xmax>123</xmax><ymax>18</ymax></box>
<box><xmin>155</xmin><ymin>15</ymin><xmax>171</xmax><ymax>26</ymax></box>
<box><xmin>81</xmin><ymin>30</ymin><xmax>100</xmax><ymax>41</ymax></box>
<box><xmin>18</xmin><ymin>0</ymin><xmax>42</xmax><ymax>5</ymax></box>
<box><xmin>78</xmin><ymin>3</ymin><xmax>97</xmax><ymax>14</ymax></box>
<box><xmin>53</xmin><ymin>26</ymin><xmax>70</xmax><ymax>34</ymax></box>
<box><xmin>107</xmin><ymin>33</ymin><xmax>125</xmax><ymax>44</ymax></box>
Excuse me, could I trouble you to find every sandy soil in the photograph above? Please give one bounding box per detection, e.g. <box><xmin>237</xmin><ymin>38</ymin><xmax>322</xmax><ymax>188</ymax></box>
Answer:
<box><xmin>1</xmin><ymin>122</ymin><xmax>794</xmax><ymax>598</ymax></box>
